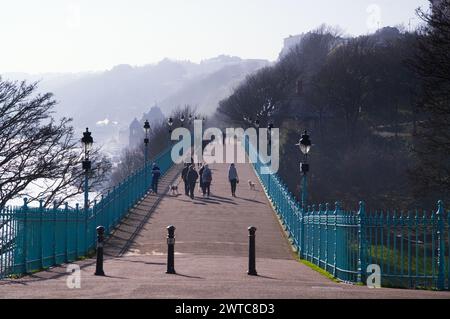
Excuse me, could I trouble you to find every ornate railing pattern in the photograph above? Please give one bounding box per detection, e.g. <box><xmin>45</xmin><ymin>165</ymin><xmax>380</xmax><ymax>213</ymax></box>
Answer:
<box><xmin>0</xmin><ymin>147</ymin><xmax>174</xmax><ymax>279</ymax></box>
<box><xmin>245</xmin><ymin>138</ymin><xmax>449</xmax><ymax>290</ymax></box>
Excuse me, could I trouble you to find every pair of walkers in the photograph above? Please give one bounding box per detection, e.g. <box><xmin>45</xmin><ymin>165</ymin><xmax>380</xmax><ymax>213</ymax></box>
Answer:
<box><xmin>181</xmin><ymin>163</ymin><xmax>212</xmax><ymax>199</ymax></box>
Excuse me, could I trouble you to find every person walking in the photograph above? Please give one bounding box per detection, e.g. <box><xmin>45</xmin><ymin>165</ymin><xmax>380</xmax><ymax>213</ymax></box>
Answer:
<box><xmin>198</xmin><ymin>164</ymin><xmax>205</xmax><ymax>195</ymax></box>
<box><xmin>181</xmin><ymin>163</ymin><xmax>190</xmax><ymax>196</ymax></box>
<box><xmin>228</xmin><ymin>163</ymin><xmax>239</xmax><ymax>197</ymax></box>
<box><xmin>151</xmin><ymin>163</ymin><xmax>161</xmax><ymax>194</ymax></box>
<box><xmin>187</xmin><ymin>164</ymin><xmax>199</xmax><ymax>199</ymax></box>
<box><xmin>202</xmin><ymin>164</ymin><xmax>212</xmax><ymax>198</ymax></box>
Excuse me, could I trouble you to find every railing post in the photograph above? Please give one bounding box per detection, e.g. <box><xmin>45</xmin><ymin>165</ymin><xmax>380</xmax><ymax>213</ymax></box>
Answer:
<box><xmin>307</xmin><ymin>205</ymin><xmax>312</xmax><ymax>262</ymax></box>
<box><xmin>311</xmin><ymin>204</ymin><xmax>316</xmax><ymax>265</ymax></box>
<box><xmin>437</xmin><ymin>200</ymin><xmax>445</xmax><ymax>290</ymax></box>
<box><xmin>318</xmin><ymin>204</ymin><xmax>323</xmax><ymax>268</ymax></box>
<box><xmin>23</xmin><ymin>198</ymin><xmax>28</xmax><ymax>274</ymax></box>
<box><xmin>357</xmin><ymin>201</ymin><xmax>366</xmax><ymax>284</ymax></box>
<box><xmin>300</xmin><ymin>203</ymin><xmax>305</xmax><ymax>259</ymax></box>
<box><xmin>65</xmin><ymin>202</ymin><xmax>69</xmax><ymax>263</ymax></box>
<box><xmin>75</xmin><ymin>203</ymin><xmax>79</xmax><ymax>259</ymax></box>
<box><xmin>53</xmin><ymin>200</ymin><xmax>58</xmax><ymax>265</ymax></box>
<box><xmin>39</xmin><ymin>199</ymin><xmax>44</xmax><ymax>269</ymax></box>
<box><xmin>333</xmin><ymin>202</ymin><xmax>339</xmax><ymax>278</ymax></box>
<box><xmin>325</xmin><ymin>203</ymin><xmax>330</xmax><ymax>273</ymax></box>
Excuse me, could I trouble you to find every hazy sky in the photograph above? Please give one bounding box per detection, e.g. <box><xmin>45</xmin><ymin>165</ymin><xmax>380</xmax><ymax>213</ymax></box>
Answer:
<box><xmin>0</xmin><ymin>0</ymin><xmax>429</xmax><ymax>73</ymax></box>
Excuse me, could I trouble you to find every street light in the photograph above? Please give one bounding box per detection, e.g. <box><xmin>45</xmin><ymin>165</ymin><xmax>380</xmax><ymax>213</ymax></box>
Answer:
<box><xmin>167</xmin><ymin>117</ymin><xmax>174</xmax><ymax>147</ymax></box>
<box><xmin>180</xmin><ymin>114</ymin><xmax>185</xmax><ymax>127</ymax></box>
<box><xmin>143</xmin><ymin>120</ymin><xmax>151</xmax><ymax>173</ymax></box>
<box><xmin>168</xmin><ymin>117</ymin><xmax>174</xmax><ymax>133</ymax></box>
<box><xmin>81</xmin><ymin>128</ymin><xmax>93</xmax><ymax>210</ymax></box>
<box><xmin>296</xmin><ymin>130</ymin><xmax>311</xmax><ymax>209</ymax></box>
<box><xmin>268</xmin><ymin>122</ymin><xmax>274</xmax><ymax>148</ymax></box>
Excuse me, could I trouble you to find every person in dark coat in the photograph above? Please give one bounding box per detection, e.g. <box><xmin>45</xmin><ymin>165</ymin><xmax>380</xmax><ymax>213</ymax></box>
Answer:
<box><xmin>181</xmin><ymin>163</ymin><xmax>190</xmax><ymax>196</ymax></box>
<box><xmin>198</xmin><ymin>164</ymin><xmax>205</xmax><ymax>195</ymax></box>
<box><xmin>187</xmin><ymin>164</ymin><xmax>199</xmax><ymax>199</ymax></box>
<box><xmin>151</xmin><ymin>163</ymin><xmax>161</xmax><ymax>194</ymax></box>
<box><xmin>202</xmin><ymin>164</ymin><xmax>212</xmax><ymax>198</ymax></box>
<box><xmin>228</xmin><ymin>163</ymin><xmax>239</xmax><ymax>197</ymax></box>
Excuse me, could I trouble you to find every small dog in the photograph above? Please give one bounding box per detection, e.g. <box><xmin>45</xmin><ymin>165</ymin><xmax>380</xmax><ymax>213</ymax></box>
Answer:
<box><xmin>248</xmin><ymin>180</ymin><xmax>256</xmax><ymax>190</ymax></box>
<box><xmin>169</xmin><ymin>185</ymin><xmax>179</xmax><ymax>196</ymax></box>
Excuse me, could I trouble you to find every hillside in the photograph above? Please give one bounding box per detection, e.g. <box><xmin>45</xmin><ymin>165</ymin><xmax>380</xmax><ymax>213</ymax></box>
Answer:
<box><xmin>3</xmin><ymin>55</ymin><xmax>269</xmax><ymax>154</ymax></box>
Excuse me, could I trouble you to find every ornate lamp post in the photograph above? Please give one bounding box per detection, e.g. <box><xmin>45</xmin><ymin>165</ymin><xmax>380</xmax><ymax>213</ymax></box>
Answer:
<box><xmin>296</xmin><ymin>130</ymin><xmax>312</xmax><ymax>209</ymax></box>
<box><xmin>167</xmin><ymin>117</ymin><xmax>174</xmax><ymax>147</ymax></box>
<box><xmin>254</xmin><ymin>119</ymin><xmax>260</xmax><ymax>148</ymax></box>
<box><xmin>268</xmin><ymin>122</ymin><xmax>274</xmax><ymax>149</ymax></box>
<box><xmin>144</xmin><ymin>120</ymin><xmax>151</xmax><ymax>163</ymax></box>
<box><xmin>81</xmin><ymin>128</ymin><xmax>93</xmax><ymax>210</ymax></box>
<box><xmin>180</xmin><ymin>114</ymin><xmax>185</xmax><ymax>127</ymax></box>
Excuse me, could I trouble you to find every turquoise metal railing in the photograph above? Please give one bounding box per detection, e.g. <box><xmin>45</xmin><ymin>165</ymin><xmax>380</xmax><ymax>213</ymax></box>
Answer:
<box><xmin>245</xmin><ymin>137</ymin><xmax>449</xmax><ymax>290</ymax></box>
<box><xmin>0</xmin><ymin>146</ymin><xmax>174</xmax><ymax>279</ymax></box>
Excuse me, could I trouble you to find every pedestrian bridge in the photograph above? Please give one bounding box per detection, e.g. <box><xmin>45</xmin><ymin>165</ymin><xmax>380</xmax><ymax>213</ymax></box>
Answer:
<box><xmin>0</xmin><ymin>142</ymin><xmax>449</xmax><ymax>298</ymax></box>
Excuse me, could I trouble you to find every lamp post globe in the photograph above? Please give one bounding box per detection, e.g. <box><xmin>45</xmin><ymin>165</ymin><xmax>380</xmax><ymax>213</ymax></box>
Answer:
<box><xmin>81</xmin><ymin>128</ymin><xmax>93</xmax><ymax>160</ymax></box>
<box><xmin>297</xmin><ymin>130</ymin><xmax>312</xmax><ymax>156</ymax></box>
<box><xmin>180</xmin><ymin>115</ymin><xmax>185</xmax><ymax>127</ymax></box>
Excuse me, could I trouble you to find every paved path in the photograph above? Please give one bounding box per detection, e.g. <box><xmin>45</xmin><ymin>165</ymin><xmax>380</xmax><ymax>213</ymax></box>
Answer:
<box><xmin>1</xmin><ymin>150</ymin><xmax>450</xmax><ymax>298</ymax></box>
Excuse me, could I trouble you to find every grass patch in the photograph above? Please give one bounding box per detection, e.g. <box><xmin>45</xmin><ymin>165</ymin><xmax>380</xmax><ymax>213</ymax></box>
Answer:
<box><xmin>297</xmin><ymin>257</ymin><xmax>340</xmax><ymax>283</ymax></box>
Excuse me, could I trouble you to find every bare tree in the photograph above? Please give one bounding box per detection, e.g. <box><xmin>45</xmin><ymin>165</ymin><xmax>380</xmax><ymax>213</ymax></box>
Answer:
<box><xmin>0</xmin><ymin>78</ymin><xmax>111</xmax><ymax>208</ymax></box>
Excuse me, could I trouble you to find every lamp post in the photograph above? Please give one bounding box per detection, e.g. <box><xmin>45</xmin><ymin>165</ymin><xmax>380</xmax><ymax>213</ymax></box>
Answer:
<box><xmin>144</xmin><ymin>120</ymin><xmax>150</xmax><ymax>164</ymax></box>
<box><xmin>144</xmin><ymin>120</ymin><xmax>151</xmax><ymax>186</ymax></box>
<box><xmin>167</xmin><ymin>117</ymin><xmax>174</xmax><ymax>147</ymax></box>
<box><xmin>268</xmin><ymin>122</ymin><xmax>274</xmax><ymax>150</ymax></box>
<box><xmin>180</xmin><ymin>114</ymin><xmax>185</xmax><ymax>127</ymax></box>
<box><xmin>81</xmin><ymin>128</ymin><xmax>93</xmax><ymax>211</ymax></box>
<box><xmin>296</xmin><ymin>130</ymin><xmax>311</xmax><ymax>209</ymax></box>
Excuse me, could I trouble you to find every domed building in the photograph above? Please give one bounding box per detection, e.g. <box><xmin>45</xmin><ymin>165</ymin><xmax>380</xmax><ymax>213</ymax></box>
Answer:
<box><xmin>129</xmin><ymin>117</ymin><xmax>143</xmax><ymax>149</ymax></box>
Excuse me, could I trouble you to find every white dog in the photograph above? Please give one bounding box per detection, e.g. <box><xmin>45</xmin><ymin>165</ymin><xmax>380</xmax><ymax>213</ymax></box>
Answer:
<box><xmin>169</xmin><ymin>184</ymin><xmax>179</xmax><ymax>196</ymax></box>
<box><xmin>248</xmin><ymin>180</ymin><xmax>256</xmax><ymax>191</ymax></box>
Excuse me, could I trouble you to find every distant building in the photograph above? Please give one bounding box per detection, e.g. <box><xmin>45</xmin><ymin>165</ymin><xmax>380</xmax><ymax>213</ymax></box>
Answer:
<box><xmin>129</xmin><ymin>118</ymin><xmax>142</xmax><ymax>148</ymax></box>
<box><xmin>279</xmin><ymin>34</ymin><xmax>305</xmax><ymax>59</ymax></box>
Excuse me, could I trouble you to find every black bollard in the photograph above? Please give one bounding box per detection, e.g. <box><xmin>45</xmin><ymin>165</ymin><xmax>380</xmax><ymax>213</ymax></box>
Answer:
<box><xmin>166</xmin><ymin>225</ymin><xmax>176</xmax><ymax>274</ymax></box>
<box><xmin>248</xmin><ymin>226</ymin><xmax>257</xmax><ymax>276</ymax></box>
<box><xmin>95</xmin><ymin>226</ymin><xmax>105</xmax><ymax>276</ymax></box>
